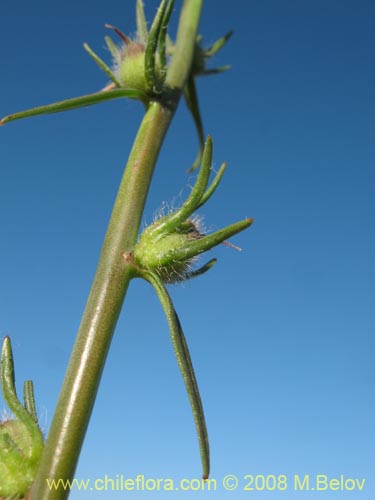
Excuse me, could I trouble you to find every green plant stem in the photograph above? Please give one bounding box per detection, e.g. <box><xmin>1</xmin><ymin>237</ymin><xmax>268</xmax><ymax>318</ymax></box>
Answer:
<box><xmin>29</xmin><ymin>1</ymin><xmax>203</xmax><ymax>499</ymax></box>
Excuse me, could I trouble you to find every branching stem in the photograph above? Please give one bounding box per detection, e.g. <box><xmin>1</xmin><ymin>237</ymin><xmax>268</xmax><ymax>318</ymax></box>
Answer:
<box><xmin>29</xmin><ymin>1</ymin><xmax>203</xmax><ymax>499</ymax></box>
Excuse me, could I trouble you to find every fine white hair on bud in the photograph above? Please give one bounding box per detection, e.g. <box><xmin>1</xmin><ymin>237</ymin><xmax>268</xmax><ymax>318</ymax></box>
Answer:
<box><xmin>134</xmin><ymin>216</ymin><xmax>205</xmax><ymax>284</ymax></box>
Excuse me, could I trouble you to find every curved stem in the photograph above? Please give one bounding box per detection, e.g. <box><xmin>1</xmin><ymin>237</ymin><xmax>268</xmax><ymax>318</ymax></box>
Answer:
<box><xmin>141</xmin><ymin>271</ymin><xmax>210</xmax><ymax>479</ymax></box>
<box><xmin>30</xmin><ymin>1</ymin><xmax>203</xmax><ymax>499</ymax></box>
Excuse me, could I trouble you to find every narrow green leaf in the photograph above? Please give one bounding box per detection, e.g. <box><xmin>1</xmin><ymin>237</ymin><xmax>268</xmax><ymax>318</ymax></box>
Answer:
<box><xmin>184</xmin><ymin>75</ymin><xmax>205</xmax><ymax>172</ymax></box>
<box><xmin>205</xmin><ymin>31</ymin><xmax>233</xmax><ymax>57</ymax></box>
<box><xmin>83</xmin><ymin>42</ymin><xmax>122</xmax><ymax>88</ymax></box>
<box><xmin>1</xmin><ymin>88</ymin><xmax>147</xmax><ymax>125</ymax></box>
<box><xmin>136</xmin><ymin>0</ymin><xmax>148</xmax><ymax>42</ymax></box>
<box><xmin>145</xmin><ymin>0</ymin><xmax>167</xmax><ymax>93</ymax></box>
<box><xmin>142</xmin><ymin>272</ymin><xmax>210</xmax><ymax>479</ymax></box>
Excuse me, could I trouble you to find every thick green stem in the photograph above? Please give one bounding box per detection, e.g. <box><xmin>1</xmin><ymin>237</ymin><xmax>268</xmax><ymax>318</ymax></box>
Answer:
<box><xmin>29</xmin><ymin>1</ymin><xmax>203</xmax><ymax>499</ymax></box>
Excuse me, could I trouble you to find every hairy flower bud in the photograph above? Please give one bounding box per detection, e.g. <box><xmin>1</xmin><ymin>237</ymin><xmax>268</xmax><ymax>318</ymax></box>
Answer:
<box><xmin>103</xmin><ymin>23</ymin><xmax>163</xmax><ymax>94</ymax></box>
<box><xmin>116</xmin><ymin>41</ymin><xmax>162</xmax><ymax>93</ymax></box>
<box><xmin>118</xmin><ymin>42</ymin><xmax>147</xmax><ymax>90</ymax></box>
<box><xmin>134</xmin><ymin>219</ymin><xmax>203</xmax><ymax>283</ymax></box>
<box><xmin>132</xmin><ymin>136</ymin><xmax>253</xmax><ymax>285</ymax></box>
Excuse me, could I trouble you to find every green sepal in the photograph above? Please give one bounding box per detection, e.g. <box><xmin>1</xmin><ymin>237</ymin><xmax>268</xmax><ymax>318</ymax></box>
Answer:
<box><xmin>136</xmin><ymin>0</ymin><xmax>148</xmax><ymax>42</ymax></box>
<box><xmin>104</xmin><ymin>35</ymin><xmax>121</xmax><ymax>62</ymax></box>
<box><xmin>83</xmin><ymin>42</ymin><xmax>122</xmax><ymax>88</ymax></box>
<box><xmin>153</xmin><ymin>218</ymin><xmax>253</xmax><ymax>268</ymax></box>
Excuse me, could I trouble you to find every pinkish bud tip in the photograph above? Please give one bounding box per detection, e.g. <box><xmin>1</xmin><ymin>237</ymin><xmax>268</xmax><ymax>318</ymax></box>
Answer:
<box><xmin>105</xmin><ymin>24</ymin><xmax>131</xmax><ymax>45</ymax></box>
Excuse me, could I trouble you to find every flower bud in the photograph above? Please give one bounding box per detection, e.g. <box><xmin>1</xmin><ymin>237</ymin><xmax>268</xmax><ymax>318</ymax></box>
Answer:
<box><xmin>118</xmin><ymin>42</ymin><xmax>148</xmax><ymax>90</ymax></box>
<box><xmin>105</xmin><ymin>25</ymin><xmax>163</xmax><ymax>93</ymax></box>
<box><xmin>134</xmin><ymin>219</ymin><xmax>203</xmax><ymax>283</ymax></box>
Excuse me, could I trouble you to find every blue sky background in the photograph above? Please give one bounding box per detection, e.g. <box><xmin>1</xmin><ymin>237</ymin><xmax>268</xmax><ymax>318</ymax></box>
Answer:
<box><xmin>1</xmin><ymin>0</ymin><xmax>374</xmax><ymax>498</ymax></box>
